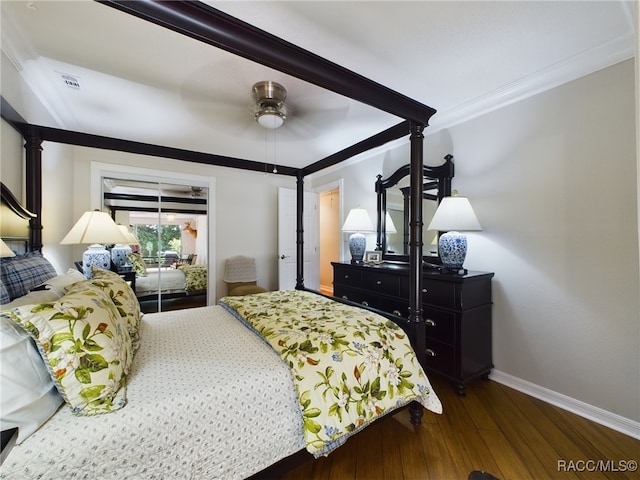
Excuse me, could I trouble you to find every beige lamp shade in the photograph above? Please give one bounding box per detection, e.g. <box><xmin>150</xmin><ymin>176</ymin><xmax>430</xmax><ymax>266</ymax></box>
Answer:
<box><xmin>60</xmin><ymin>210</ymin><xmax>130</xmax><ymax>245</ymax></box>
<box><xmin>342</xmin><ymin>208</ymin><xmax>374</xmax><ymax>232</ymax></box>
<box><xmin>427</xmin><ymin>196</ymin><xmax>482</xmax><ymax>232</ymax></box>
<box><xmin>385</xmin><ymin>212</ymin><xmax>397</xmax><ymax>234</ymax></box>
<box><xmin>0</xmin><ymin>238</ymin><xmax>16</xmax><ymax>257</ymax></box>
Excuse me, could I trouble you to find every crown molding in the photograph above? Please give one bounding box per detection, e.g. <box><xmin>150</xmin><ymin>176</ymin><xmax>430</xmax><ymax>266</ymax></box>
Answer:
<box><xmin>315</xmin><ymin>29</ymin><xmax>636</xmax><ymax>179</ymax></box>
<box><xmin>428</xmin><ymin>31</ymin><xmax>635</xmax><ymax>134</ymax></box>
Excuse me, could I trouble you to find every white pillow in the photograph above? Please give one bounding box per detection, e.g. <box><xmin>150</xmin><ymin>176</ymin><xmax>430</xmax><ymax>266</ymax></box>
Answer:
<box><xmin>40</xmin><ymin>268</ymin><xmax>86</xmax><ymax>296</ymax></box>
<box><xmin>0</xmin><ymin>289</ymin><xmax>61</xmax><ymax>309</ymax></box>
<box><xmin>0</xmin><ymin>316</ymin><xmax>63</xmax><ymax>443</ymax></box>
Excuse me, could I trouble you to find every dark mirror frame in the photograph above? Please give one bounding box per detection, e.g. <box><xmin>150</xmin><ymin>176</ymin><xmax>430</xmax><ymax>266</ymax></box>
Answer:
<box><xmin>375</xmin><ymin>154</ymin><xmax>454</xmax><ymax>262</ymax></box>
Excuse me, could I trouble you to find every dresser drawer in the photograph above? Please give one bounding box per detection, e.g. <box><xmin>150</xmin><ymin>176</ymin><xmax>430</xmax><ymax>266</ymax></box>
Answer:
<box><xmin>423</xmin><ymin>338</ymin><xmax>455</xmax><ymax>377</ymax></box>
<box><xmin>355</xmin><ymin>293</ymin><xmax>407</xmax><ymax>316</ymax></box>
<box><xmin>362</xmin><ymin>270</ymin><xmax>400</xmax><ymax>296</ymax></box>
<box><xmin>333</xmin><ymin>265</ymin><xmax>362</xmax><ymax>287</ymax></box>
<box><xmin>422</xmin><ymin>278</ymin><xmax>457</xmax><ymax>309</ymax></box>
<box><xmin>333</xmin><ymin>285</ymin><xmax>361</xmax><ymax>303</ymax></box>
<box><xmin>423</xmin><ymin>307</ymin><xmax>455</xmax><ymax>344</ymax></box>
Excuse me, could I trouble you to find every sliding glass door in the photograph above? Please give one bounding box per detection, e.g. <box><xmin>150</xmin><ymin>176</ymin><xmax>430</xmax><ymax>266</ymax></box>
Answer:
<box><xmin>102</xmin><ymin>177</ymin><xmax>208</xmax><ymax>312</ymax></box>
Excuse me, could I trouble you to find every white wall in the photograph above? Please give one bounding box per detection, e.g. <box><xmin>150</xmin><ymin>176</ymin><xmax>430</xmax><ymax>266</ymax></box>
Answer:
<box><xmin>312</xmin><ymin>59</ymin><xmax>639</xmax><ymax>428</ymax></box>
<box><xmin>64</xmin><ymin>147</ymin><xmax>295</xmax><ymax>300</ymax></box>
<box><xmin>1</xmin><ymin>51</ymin><xmax>75</xmax><ymax>274</ymax></box>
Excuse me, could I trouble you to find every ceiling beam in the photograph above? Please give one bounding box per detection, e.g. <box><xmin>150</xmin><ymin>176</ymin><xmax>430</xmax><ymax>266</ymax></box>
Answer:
<box><xmin>302</xmin><ymin>121</ymin><xmax>411</xmax><ymax>176</ymax></box>
<box><xmin>0</xmin><ymin>112</ymin><xmax>300</xmax><ymax>177</ymax></box>
<box><xmin>99</xmin><ymin>0</ymin><xmax>437</xmax><ymax>126</ymax></box>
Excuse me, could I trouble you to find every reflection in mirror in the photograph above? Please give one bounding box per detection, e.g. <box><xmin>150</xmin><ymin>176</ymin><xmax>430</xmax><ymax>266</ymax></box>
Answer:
<box><xmin>375</xmin><ymin>155</ymin><xmax>454</xmax><ymax>262</ymax></box>
<box><xmin>102</xmin><ymin>177</ymin><xmax>208</xmax><ymax>312</ymax></box>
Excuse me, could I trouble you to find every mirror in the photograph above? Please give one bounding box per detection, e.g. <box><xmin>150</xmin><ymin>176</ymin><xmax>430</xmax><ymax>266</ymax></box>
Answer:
<box><xmin>376</xmin><ymin>154</ymin><xmax>454</xmax><ymax>261</ymax></box>
<box><xmin>102</xmin><ymin>177</ymin><xmax>209</xmax><ymax>311</ymax></box>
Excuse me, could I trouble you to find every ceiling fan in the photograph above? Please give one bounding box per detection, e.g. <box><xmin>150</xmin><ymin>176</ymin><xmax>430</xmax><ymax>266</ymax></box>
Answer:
<box><xmin>251</xmin><ymin>81</ymin><xmax>291</xmax><ymax>129</ymax></box>
<box><xmin>179</xmin><ymin>61</ymin><xmax>351</xmax><ymax>138</ymax></box>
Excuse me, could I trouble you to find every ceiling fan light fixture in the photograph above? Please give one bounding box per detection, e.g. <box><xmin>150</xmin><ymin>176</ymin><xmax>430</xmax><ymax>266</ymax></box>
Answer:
<box><xmin>252</xmin><ymin>81</ymin><xmax>290</xmax><ymax>129</ymax></box>
<box><xmin>255</xmin><ymin>108</ymin><xmax>286</xmax><ymax>129</ymax></box>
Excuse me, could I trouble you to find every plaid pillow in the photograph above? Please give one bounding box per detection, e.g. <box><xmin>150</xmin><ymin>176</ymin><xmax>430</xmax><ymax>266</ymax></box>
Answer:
<box><xmin>0</xmin><ymin>280</ymin><xmax>10</xmax><ymax>305</ymax></box>
<box><xmin>0</xmin><ymin>252</ymin><xmax>57</xmax><ymax>301</ymax></box>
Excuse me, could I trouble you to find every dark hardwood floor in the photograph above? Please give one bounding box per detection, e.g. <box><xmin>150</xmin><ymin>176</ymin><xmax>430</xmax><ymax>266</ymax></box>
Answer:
<box><xmin>279</xmin><ymin>375</ymin><xmax>640</xmax><ymax>480</ymax></box>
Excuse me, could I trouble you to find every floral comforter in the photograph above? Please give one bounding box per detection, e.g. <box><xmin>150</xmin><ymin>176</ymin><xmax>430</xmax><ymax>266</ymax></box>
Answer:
<box><xmin>219</xmin><ymin>289</ymin><xmax>442</xmax><ymax>457</ymax></box>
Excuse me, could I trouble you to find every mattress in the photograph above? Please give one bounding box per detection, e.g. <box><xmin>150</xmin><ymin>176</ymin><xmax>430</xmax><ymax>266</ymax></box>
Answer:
<box><xmin>1</xmin><ymin>306</ymin><xmax>305</xmax><ymax>479</ymax></box>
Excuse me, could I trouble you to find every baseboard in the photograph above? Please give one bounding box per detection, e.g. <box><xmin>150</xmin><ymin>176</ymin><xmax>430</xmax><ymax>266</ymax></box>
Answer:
<box><xmin>318</xmin><ymin>284</ymin><xmax>333</xmax><ymax>296</ymax></box>
<box><xmin>490</xmin><ymin>370</ymin><xmax>640</xmax><ymax>440</ymax></box>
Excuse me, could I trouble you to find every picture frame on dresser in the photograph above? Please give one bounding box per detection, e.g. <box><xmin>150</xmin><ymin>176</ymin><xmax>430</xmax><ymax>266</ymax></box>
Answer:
<box><xmin>364</xmin><ymin>251</ymin><xmax>382</xmax><ymax>264</ymax></box>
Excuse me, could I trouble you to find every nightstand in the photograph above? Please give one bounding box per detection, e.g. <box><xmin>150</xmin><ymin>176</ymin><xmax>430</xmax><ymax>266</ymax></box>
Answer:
<box><xmin>115</xmin><ymin>267</ymin><xmax>136</xmax><ymax>293</ymax></box>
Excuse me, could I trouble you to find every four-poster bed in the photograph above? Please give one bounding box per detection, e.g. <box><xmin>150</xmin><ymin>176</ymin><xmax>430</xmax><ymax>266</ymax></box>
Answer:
<box><xmin>1</xmin><ymin>1</ymin><xmax>443</xmax><ymax>477</ymax></box>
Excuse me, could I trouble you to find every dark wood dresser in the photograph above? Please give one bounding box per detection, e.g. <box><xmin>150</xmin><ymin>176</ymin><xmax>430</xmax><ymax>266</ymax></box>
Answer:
<box><xmin>332</xmin><ymin>261</ymin><xmax>494</xmax><ymax>395</ymax></box>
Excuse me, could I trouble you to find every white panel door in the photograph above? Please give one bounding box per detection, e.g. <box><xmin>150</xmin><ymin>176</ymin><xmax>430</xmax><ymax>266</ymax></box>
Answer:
<box><xmin>278</xmin><ymin>187</ymin><xmax>319</xmax><ymax>290</ymax></box>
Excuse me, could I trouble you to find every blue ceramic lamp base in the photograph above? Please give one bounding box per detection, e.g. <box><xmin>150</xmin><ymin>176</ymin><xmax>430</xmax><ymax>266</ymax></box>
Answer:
<box><xmin>83</xmin><ymin>244</ymin><xmax>111</xmax><ymax>278</ymax></box>
<box><xmin>438</xmin><ymin>231</ymin><xmax>467</xmax><ymax>270</ymax></box>
<box><xmin>348</xmin><ymin>232</ymin><xmax>366</xmax><ymax>264</ymax></box>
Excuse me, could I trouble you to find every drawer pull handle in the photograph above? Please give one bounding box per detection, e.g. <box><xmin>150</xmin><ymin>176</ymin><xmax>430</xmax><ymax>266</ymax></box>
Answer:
<box><xmin>341</xmin><ymin>295</ymin><xmax>349</xmax><ymax>300</ymax></box>
<box><xmin>376</xmin><ymin>280</ymin><xmax>382</xmax><ymax>285</ymax></box>
<box><xmin>361</xmin><ymin>300</ymin><xmax>369</xmax><ymax>306</ymax></box>
<box><xmin>422</xmin><ymin>288</ymin><xmax>428</xmax><ymax>293</ymax></box>
<box><xmin>392</xmin><ymin>310</ymin><xmax>403</xmax><ymax>317</ymax></box>
<box><xmin>344</xmin><ymin>274</ymin><xmax>350</xmax><ymax>279</ymax></box>
<box><xmin>426</xmin><ymin>349</ymin><xmax>436</xmax><ymax>357</ymax></box>
<box><xmin>425</xmin><ymin>319</ymin><xmax>436</xmax><ymax>327</ymax></box>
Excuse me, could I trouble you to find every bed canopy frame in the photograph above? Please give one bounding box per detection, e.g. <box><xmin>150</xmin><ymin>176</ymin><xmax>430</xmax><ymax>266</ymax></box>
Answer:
<box><xmin>1</xmin><ymin>0</ymin><xmax>436</xmax><ymax>389</ymax></box>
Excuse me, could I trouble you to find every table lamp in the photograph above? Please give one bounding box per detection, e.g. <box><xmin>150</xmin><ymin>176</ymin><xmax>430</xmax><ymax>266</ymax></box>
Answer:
<box><xmin>111</xmin><ymin>225</ymin><xmax>140</xmax><ymax>268</ymax></box>
<box><xmin>60</xmin><ymin>210</ymin><xmax>130</xmax><ymax>278</ymax></box>
<box><xmin>0</xmin><ymin>239</ymin><xmax>16</xmax><ymax>257</ymax></box>
<box><xmin>427</xmin><ymin>195</ymin><xmax>481</xmax><ymax>271</ymax></box>
<box><xmin>342</xmin><ymin>207</ymin><xmax>374</xmax><ymax>264</ymax></box>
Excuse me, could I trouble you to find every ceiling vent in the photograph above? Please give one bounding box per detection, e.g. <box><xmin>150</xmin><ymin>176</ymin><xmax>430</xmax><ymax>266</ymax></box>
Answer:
<box><xmin>59</xmin><ymin>73</ymin><xmax>80</xmax><ymax>90</ymax></box>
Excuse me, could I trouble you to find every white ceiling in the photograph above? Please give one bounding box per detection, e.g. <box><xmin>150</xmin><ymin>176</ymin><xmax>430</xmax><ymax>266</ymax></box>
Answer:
<box><xmin>1</xmin><ymin>1</ymin><xmax>636</xmax><ymax>169</ymax></box>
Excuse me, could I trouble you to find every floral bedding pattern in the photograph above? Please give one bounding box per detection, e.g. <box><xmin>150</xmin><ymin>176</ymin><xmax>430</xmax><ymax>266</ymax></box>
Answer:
<box><xmin>126</xmin><ymin>252</ymin><xmax>147</xmax><ymax>276</ymax></box>
<box><xmin>178</xmin><ymin>264</ymin><xmax>207</xmax><ymax>292</ymax></box>
<box><xmin>69</xmin><ymin>268</ymin><xmax>142</xmax><ymax>354</ymax></box>
<box><xmin>219</xmin><ymin>289</ymin><xmax>442</xmax><ymax>457</ymax></box>
<box><xmin>1</xmin><ymin>285</ymin><xmax>132</xmax><ymax>415</ymax></box>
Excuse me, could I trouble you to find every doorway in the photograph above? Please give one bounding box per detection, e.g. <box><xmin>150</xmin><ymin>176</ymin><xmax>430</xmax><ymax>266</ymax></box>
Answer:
<box><xmin>316</xmin><ymin>181</ymin><xmax>343</xmax><ymax>296</ymax></box>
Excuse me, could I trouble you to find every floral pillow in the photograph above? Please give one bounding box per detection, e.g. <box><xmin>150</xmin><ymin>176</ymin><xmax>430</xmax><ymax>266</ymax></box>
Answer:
<box><xmin>127</xmin><ymin>252</ymin><xmax>147</xmax><ymax>277</ymax></box>
<box><xmin>70</xmin><ymin>268</ymin><xmax>142</xmax><ymax>354</ymax></box>
<box><xmin>178</xmin><ymin>265</ymin><xmax>207</xmax><ymax>293</ymax></box>
<box><xmin>1</xmin><ymin>286</ymin><xmax>132</xmax><ymax>415</ymax></box>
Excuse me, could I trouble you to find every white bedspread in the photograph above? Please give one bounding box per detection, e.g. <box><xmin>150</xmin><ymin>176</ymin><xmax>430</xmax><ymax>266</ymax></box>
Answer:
<box><xmin>1</xmin><ymin>306</ymin><xmax>305</xmax><ymax>479</ymax></box>
<box><xmin>135</xmin><ymin>268</ymin><xmax>187</xmax><ymax>295</ymax></box>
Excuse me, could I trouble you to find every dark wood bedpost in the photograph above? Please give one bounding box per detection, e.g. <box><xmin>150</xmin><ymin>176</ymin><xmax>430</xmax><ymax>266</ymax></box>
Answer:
<box><xmin>295</xmin><ymin>171</ymin><xmax>305</xmax><ymax>290</ymax></box>
<box><xmin>24</xmin><ymin>126</ymin><xmax>43</xmax><ymax>251</ymax></box>
<box><xmin>408</xmin><ymin>122</ymin><xmax>425</xmax><ymax>425</ymax></box>
<box><xmin>375</xmin><ymin>174</ymin><xmax>385</xmax><ymax>251</ymax></box>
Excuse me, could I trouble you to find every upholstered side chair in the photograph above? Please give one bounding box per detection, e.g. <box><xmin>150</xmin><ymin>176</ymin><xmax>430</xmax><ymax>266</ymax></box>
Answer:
<box><xmin>223</xmin><ymin>255</ymin><xmax>268</xmax><ymax>296</ymax></box>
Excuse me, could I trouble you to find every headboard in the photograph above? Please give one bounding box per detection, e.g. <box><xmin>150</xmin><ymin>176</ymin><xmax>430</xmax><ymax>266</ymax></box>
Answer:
<box><xmin>1</xmin><ymin>182</ymin><xmax>59</xmax><ymax>305</ymax></box>
<box><xmin>0</xmin><ymin>182</ymin><xmax>35</xmax><ymax>255</ymax></box>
